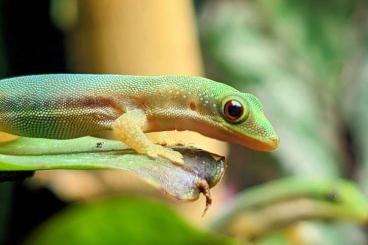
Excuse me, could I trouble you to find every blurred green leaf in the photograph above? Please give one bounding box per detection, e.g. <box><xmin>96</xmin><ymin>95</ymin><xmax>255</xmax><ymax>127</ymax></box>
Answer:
<box><xmin>0</xmin><ymin>137</ymin><xmax>225</xmax><ymax>202</ymax></box>
<box><xmin>200</xmin><ymin>0</ymin><xmax>354</xmax><ymax>178</ymax></box>
<box><xmin>25</xmin><ymin>196</ymin><xmax>239</xmax><ymax>245</ymax></box>
<box><xmin>259</xmin><ymin>0</ymin><xmax>353</xmax><ymax>86</ymax></box>
<box><xmin>200</xmin><ymin>1</ymin><xmax>368</xmax><ymax>243</ymax></box>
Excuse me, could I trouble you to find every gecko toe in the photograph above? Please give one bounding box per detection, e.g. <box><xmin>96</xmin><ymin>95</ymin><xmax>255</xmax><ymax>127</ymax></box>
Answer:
<box><xmin>146</xmin><ymin>148</ymin><xmax>159</xmax><ymax>159</ymax></box>
<box><xmin>154</xmin><ymin>145</ymin><xmax>184</xmax><ymax>165</ymax></box>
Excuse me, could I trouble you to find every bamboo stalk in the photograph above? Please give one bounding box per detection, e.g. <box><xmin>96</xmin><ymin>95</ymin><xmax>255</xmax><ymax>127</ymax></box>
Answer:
<box><xmin>67</xmin><ymin>0</ymin><xmax>203</xmax><ymax>75</ymax></box>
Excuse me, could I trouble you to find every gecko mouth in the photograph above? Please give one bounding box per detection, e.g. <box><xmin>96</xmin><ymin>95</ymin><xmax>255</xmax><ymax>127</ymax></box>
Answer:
<box><xmin>175</xmin><ymin>118</ymin><xmax>279</xmax><ymax>152</ymax></box>
<box><xmin>232</xmin><ymin>133</ymin><xmax>280</xmax><ymax>152</ymax></box>
<box><xmin>216</xmin><ymin>126</ymin><xmax>279</xmax><ymax>152</ymax></box>
<box><xmin>201</xmin><ymin>123</ymin><xmax>279</xmax><ymax>152</ymax></box>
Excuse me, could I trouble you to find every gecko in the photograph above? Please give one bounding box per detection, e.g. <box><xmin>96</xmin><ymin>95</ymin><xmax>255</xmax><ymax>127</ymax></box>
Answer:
<box><xmin>0</xmin><ymin>74</ymin><xmax>279</xmax><ymax>164</ymax></box>
<box><xmin>211</xmin><ymin>177</ymin><xmax>368</xmax><ymax>239</ymax></box>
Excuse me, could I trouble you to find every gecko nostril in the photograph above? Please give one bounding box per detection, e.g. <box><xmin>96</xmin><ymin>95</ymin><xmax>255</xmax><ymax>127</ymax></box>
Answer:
<box><xmin>270</xmin><ymin>135</ymin><xmax>280</xmax><ymax>148</ymax></box>
<box><xmin>190</xmin><ymin>102</ymin><xmax>196</xmax><ymax>111</ymax></box>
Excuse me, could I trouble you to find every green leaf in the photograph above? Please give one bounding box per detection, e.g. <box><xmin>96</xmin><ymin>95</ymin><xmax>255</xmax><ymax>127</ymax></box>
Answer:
<box><xmin>25</xmin><ymin>196</ymin><xmax>240</xmax><ymax>245</ymax></box>
<box><xmin>200</xmin><ymin>0</ymin><xmax>342</xmax><ymax>178</ymax></box>
<box><xmin>0</xmin><ymin>137</ymin><xmax>225</xmax><ymax>203</ymax></box>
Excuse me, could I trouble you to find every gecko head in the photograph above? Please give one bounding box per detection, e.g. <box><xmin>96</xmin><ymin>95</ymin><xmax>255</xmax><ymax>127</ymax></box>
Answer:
<box><xmin>316</xmin><ymin>180</ymin><xmax>368</xmax><ymax>222</ymax></box>
<box><xmin>213</xmin><ymin>92</ymin><xmax>279</xmax><ymax>151</ymax></box>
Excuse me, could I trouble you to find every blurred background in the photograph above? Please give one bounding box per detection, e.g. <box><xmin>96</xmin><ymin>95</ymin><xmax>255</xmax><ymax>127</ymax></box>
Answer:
<box><xmin>1</xmin><ymin>0</ymin><xmax>368</xmax><ymax>244</ymax></box>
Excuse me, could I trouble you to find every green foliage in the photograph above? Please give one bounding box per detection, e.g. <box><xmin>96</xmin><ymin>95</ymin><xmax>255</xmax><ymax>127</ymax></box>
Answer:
<box><xmin>200</xmin><ymin>0</ymin><xmax>368</xmax><ymax>243</ymax></box>
<box><xmin>200</xmin><ymin>0</ymin><xmax>368</xmax><ymax>178</ymax></box>
<box><xmin>25</xmin><ymin>197</ymin><xmax>239</xmax><ymax>245</ymax></box>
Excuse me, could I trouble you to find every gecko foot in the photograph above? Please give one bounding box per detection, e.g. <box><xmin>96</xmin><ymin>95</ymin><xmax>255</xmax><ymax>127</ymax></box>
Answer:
<box><xmin>196</xmin><ymin>179</ymin><xmax>212</xmax><ymax>217</ymax></box>
<box><xmin>146</xmin><ymin>144</ymin><xmax>184</xmax><ymax>165</ymax></box>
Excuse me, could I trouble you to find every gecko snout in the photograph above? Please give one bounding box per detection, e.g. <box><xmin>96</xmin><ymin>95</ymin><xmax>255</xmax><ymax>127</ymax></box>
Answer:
<box><xmin>268</xmin><ymin>134</ymin><xmax>280</xmax><ymax>151</ymax></box>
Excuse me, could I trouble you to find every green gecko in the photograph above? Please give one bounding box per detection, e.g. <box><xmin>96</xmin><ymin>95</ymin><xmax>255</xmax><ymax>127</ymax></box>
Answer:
<box><xmin>0</xmin><ymin>74</ymin><xmax>279</xmax><ymax>164</ymax></box>
<box><xmin>210</xmin><ymin>177</ymin><xmax>368</xmax><ymax>240</ymax></box>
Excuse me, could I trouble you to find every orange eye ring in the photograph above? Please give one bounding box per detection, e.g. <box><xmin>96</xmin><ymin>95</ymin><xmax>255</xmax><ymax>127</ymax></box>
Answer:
<box><xmin>222</xmin><ymin>99</ymin><xmax>249</xmax><ymax>123</ymax></box>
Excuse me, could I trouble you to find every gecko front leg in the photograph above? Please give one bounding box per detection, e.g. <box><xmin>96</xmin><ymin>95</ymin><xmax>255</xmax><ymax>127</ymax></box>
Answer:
<box><xmin>112</xmin><ymin>109</ymin><xmax>184</xmax><ymax>165</ymax></box>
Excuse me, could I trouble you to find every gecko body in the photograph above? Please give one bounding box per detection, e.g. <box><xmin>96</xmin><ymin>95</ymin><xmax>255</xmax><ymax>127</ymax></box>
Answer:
<box><xmin>0</xmin><ymin>74</ymin><xmax>279</xmax><ymax>163</ymax></box>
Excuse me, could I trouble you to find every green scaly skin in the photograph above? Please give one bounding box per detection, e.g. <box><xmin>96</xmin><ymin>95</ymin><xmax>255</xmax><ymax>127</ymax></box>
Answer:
<box><xmin>0</xmin><ymin>74</ymin><xmax>279</xmax><ymax>151</ymax></box>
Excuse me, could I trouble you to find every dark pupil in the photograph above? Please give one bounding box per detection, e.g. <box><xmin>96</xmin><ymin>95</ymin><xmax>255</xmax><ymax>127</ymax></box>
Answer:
<box><xmin>226</xmin><ymin>101</ymin><xmax>243</xmax><ymax>118</ymax></box>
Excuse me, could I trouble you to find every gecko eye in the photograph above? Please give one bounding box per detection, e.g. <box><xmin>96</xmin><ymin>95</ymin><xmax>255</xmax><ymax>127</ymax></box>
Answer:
<box><xmin>325</xmin><ymin>191</ymin><xmax>339</xmax><ymax>203</ymax></box>
<box><xmin>223</xmin><ymin>99</ymin><xmax>249</xmax><ymax>123</ymax></box>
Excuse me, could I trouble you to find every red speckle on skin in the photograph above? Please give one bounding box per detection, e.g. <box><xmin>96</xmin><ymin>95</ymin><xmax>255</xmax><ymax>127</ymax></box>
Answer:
<box><xmin>190</xmin><ymin>102</ymin><xmax>196</xmax><ymax>111</ymax></box>
<box><xmin>65</xmin><ymin>96</ymin><xmax>125</xmax><ymax>114</ymax></box>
